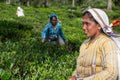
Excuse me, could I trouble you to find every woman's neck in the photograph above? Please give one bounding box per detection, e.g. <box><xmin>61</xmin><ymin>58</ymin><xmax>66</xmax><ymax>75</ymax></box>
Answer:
<box><xmin>90</xmin><ymin>32</ymin><xmax>102</xmax><ymax>41</ymax></box>
<box><xmin>53</xmin><ymin>25</ymin><xmax>56</xmax><ymax>30</ymax></box>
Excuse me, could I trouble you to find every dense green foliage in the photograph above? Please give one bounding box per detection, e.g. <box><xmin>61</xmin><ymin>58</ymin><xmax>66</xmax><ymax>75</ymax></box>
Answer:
<box><xmin>0</xmin><ymin>2</ymin><xmax>120</xmax><ymax>80</ymax></box>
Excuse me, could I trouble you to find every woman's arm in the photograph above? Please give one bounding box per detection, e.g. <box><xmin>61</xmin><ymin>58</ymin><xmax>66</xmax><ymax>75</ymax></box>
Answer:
<box><xmin>59</xmin><ymin>26</ymin><xmax>66</xmax><ymax>42</ymax></box>
<box><xmin>41</xmin><ymin>24</ymin><xmax>49</xmax><ymax>42</ymax></box>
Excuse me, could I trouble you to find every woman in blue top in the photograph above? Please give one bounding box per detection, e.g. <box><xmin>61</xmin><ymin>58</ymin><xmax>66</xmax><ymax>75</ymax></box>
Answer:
<box><xmin>41</xmin><ymin>14</ymin><xmax>67</xmax><ymax>44</ymax></box>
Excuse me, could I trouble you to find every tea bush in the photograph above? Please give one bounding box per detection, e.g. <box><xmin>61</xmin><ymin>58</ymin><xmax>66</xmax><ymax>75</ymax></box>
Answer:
<box><xmin>0</xmin><ymin>2</ymin><xmax>120</xmax><ymax>80</ymax></box>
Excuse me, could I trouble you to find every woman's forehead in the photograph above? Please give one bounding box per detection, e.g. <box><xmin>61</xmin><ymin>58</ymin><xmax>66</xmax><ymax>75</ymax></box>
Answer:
<box><xmin>83</xmin><ymin>13</ymin><xmax>91</xmax><ymax>18</ymax></box>
<box><xmin>82</xmin><ymin>15</ymin><xmax>91</xmax><ymax>21</ymax></box>
<box><xmin>52</xmin><ymin>17</ymin><xmax>57</xmax><ymax>19</ymax></box>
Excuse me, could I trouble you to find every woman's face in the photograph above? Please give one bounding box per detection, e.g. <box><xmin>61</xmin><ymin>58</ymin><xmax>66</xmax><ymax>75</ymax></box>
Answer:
<box><xmin>82</xmin><ymin>14</ymin><xmax>101</xmax><ymax>38</ymax></box>
<box><xmin>51</xmin><ymin>17</ymin><xmax>57</xmax><ymax>26</ymax></box>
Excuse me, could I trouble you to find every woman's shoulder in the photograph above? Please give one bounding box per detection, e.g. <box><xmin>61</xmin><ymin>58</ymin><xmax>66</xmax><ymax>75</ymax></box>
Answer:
<box><xmin>46</xmin><ymin>22</ymin><xmax>51</xmax><ymax>26</ymax></box>
<box><xmin>81</xmin><ymin>38</ymin><xmax>90</xmax><ymax>45</ymax></box>
<box><xmin>82</xmin><ymin>34</ymin><xmax>112</xmax><ymax>45</ymax></box>
<box><xmin>45</xmin><ymin>22</ymin><xmax>52</xmax><ymax>28</ymax></box>
<box><xmin>100</xmin><ymin>34</ymin><xmax>113</xmax><ymax>42</ymax></box>
<box><xmin>56</xmin><ymin>22</ymin><xmax>61</xmax><ymax>26</ymax></box>
<box><xmin>99</xmin><ymin>34</ymin><xmax>117</xmax><ymax>47</ymax></box>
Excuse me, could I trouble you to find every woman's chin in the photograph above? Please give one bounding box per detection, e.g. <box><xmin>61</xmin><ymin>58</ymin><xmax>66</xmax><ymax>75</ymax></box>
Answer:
<box><xmin>86</xmin><ymin>34</ymin><xmax>91</xmax><ymax>37</ymax></box>
<box><xmin>84</xmin><ymin>33</ymin><xmax>88</xmax><ymax>36</ymax></box>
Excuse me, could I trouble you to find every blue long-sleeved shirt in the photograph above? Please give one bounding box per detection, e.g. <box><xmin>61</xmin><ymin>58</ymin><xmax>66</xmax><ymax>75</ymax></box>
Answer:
<box><xmin>41</xmin><ymin>22</ymin><xmax>66</xmax><ymax>42</ymax></box>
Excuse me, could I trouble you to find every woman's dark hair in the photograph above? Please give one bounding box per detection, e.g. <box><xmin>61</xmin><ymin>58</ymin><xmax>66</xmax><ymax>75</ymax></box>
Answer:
<box><xmin>82</xmin><ymin>11</ymin><xmax>98</xmax><ymax>24</ymax></box>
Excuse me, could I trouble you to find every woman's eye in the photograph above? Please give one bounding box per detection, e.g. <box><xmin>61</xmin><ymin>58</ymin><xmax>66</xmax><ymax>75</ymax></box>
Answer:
<box><xmin>82</xmin><ymin>22</ymin><xmax>90</xmax><ymax>26</ymax></box>
<box><xmin>86</xmin><ymin>23</ymin><xmax>90</xmax><ymax>26</ymax></box>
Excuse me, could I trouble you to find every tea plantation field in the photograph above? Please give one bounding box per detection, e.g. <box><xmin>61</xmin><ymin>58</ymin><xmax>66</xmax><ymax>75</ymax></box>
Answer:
<box><xmin>0</xmin><ymin>3</ymin><xmax>120</xmax><ymax>80</ymax></box>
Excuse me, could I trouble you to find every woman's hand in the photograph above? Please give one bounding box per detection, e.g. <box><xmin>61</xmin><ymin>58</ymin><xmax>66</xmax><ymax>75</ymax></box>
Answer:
<box><xmin>68</xmin><ymin>76</ymin><xmax>83</xmax><ymax>80</ymax></box>
<box><xmin>68</xmin><ymin>76</ymin><xmax>76</xmax><ymax>80</ymax></box>
<box><xmin>41</xmin><ymin>39</ymin><xmax>45</xmax><ymax>43</ymax></box>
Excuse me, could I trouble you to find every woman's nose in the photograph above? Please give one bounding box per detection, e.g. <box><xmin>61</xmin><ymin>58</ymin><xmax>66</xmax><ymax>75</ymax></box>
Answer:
<box><xmin>83</xmin><ymin>24</ymin><xmax>87</xmax><ymax>30</ymax></box>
